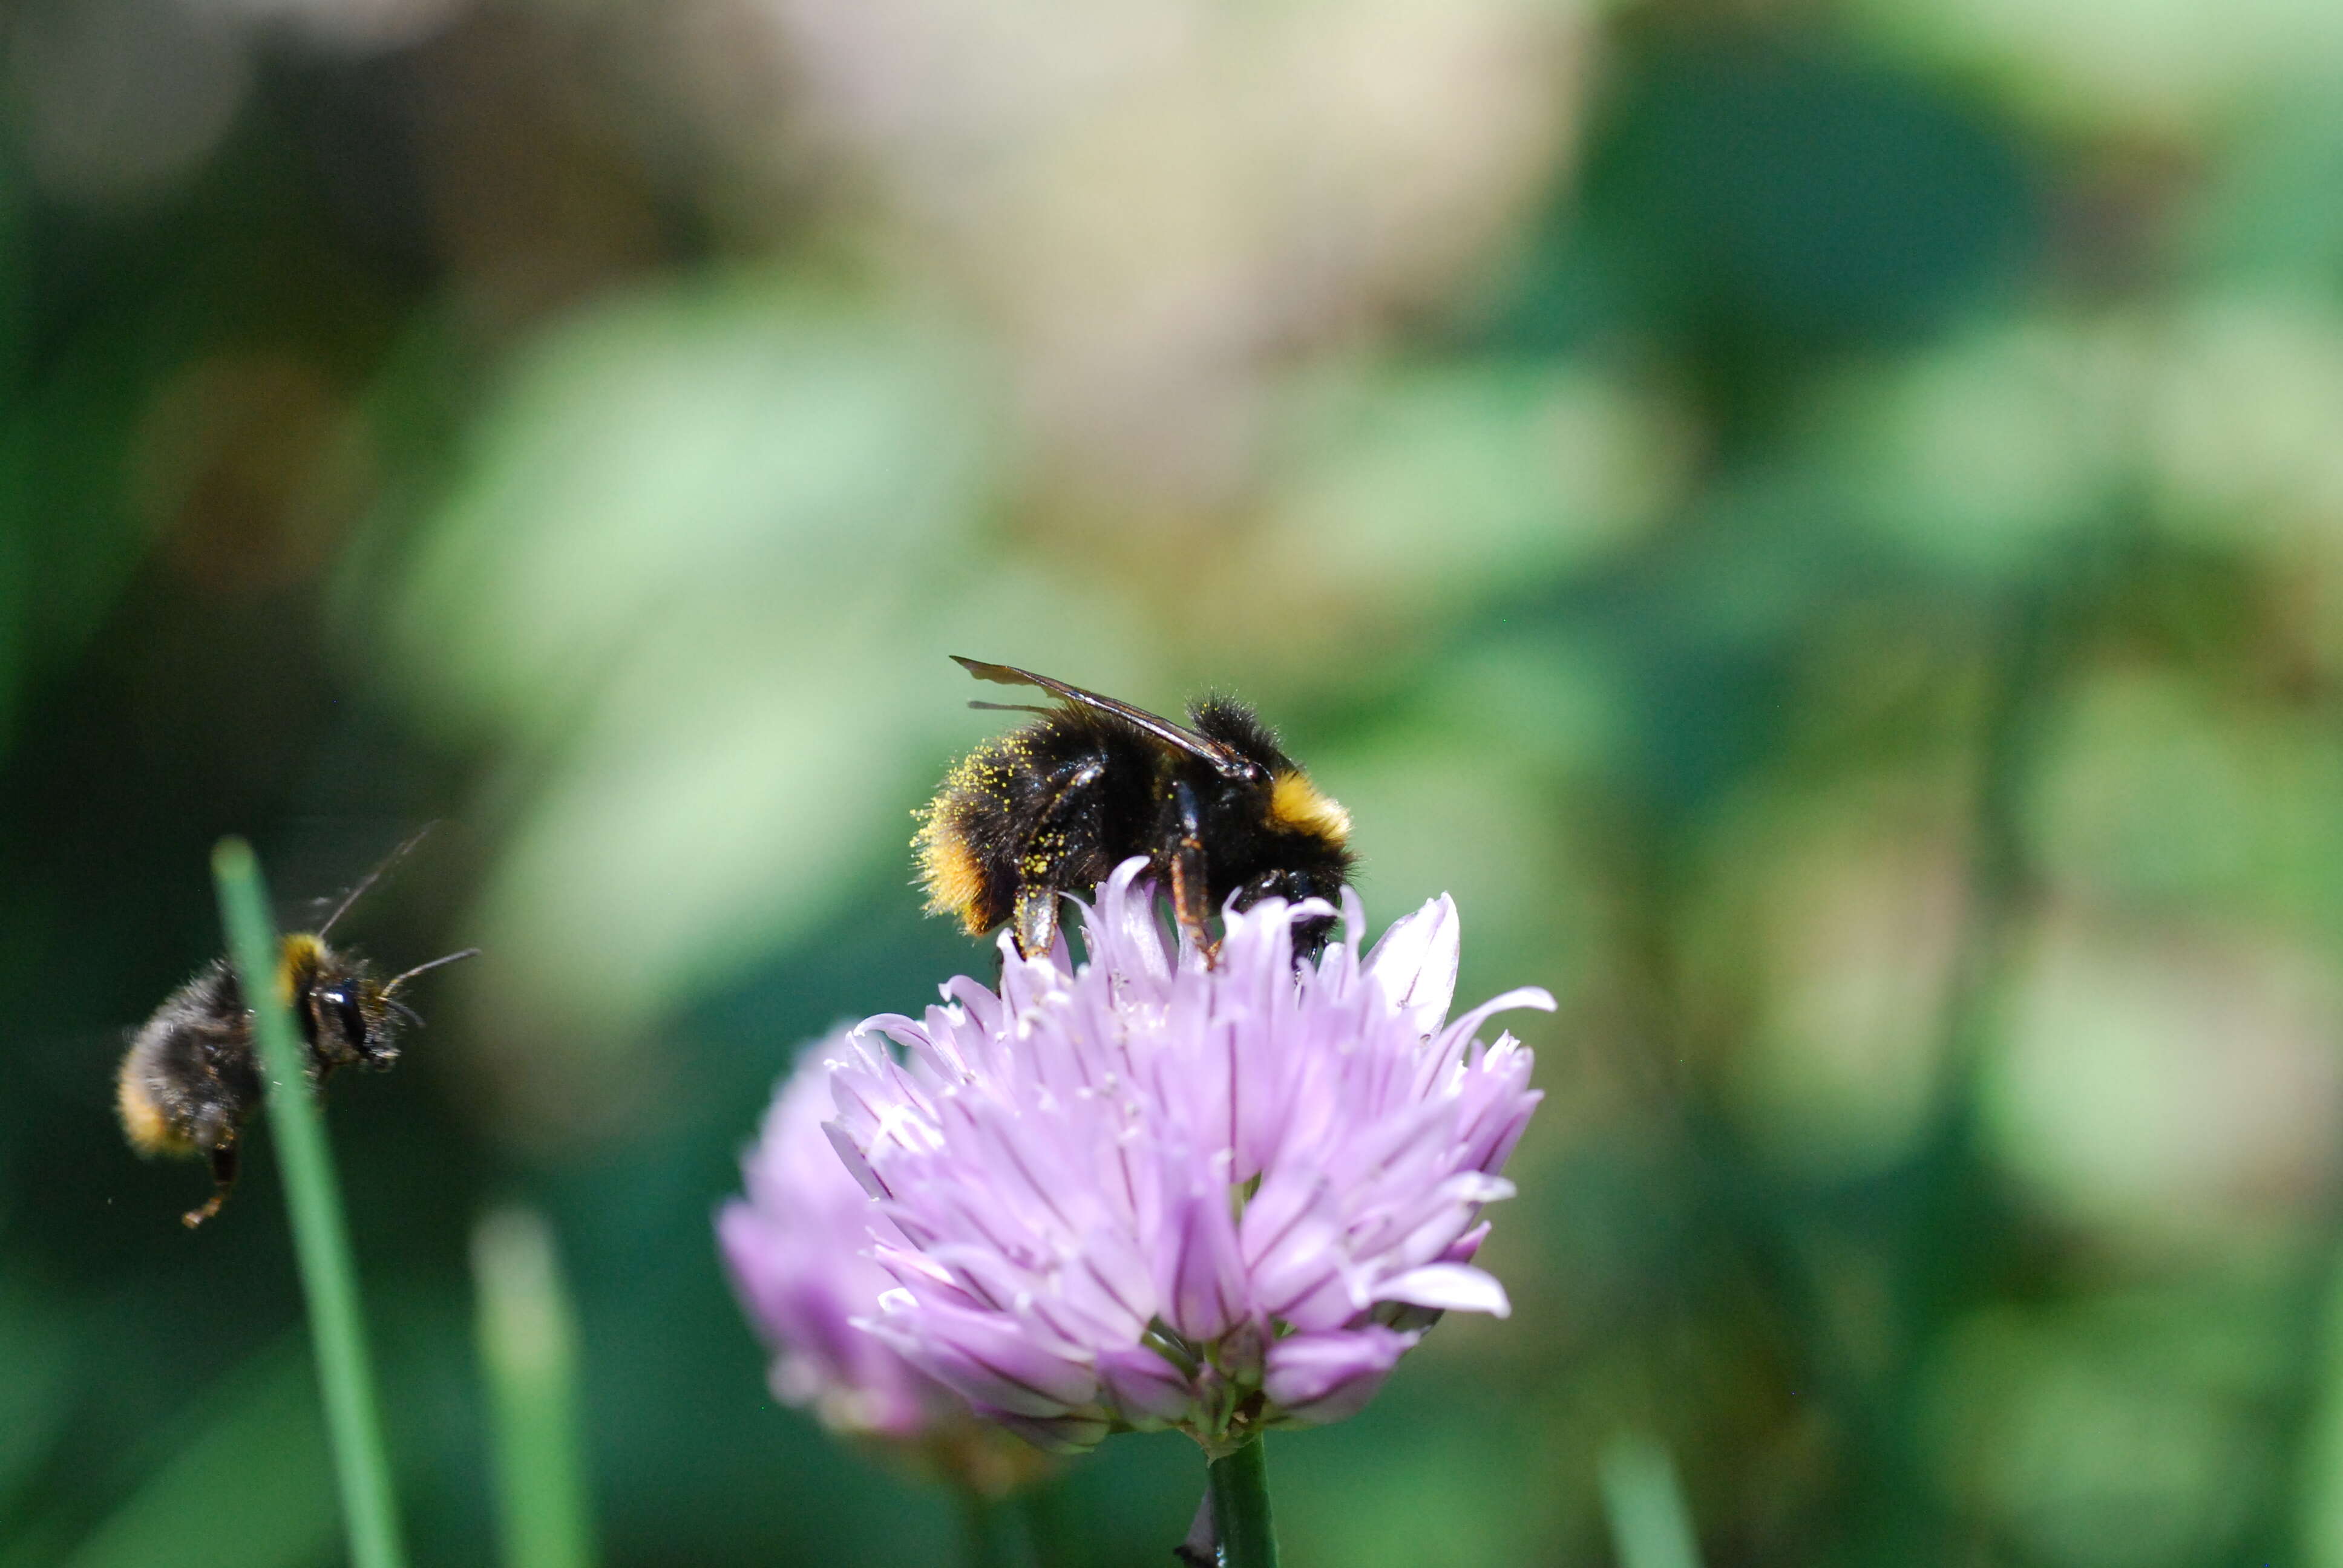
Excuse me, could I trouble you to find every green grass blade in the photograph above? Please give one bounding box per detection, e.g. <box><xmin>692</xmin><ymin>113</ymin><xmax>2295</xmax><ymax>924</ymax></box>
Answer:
<box><xmin>1599</xmin><ymin>1431</ymin><xmax>1703</xmax><ymax>1568</ymax></box>
<box><xmin>2299</xmin><ymin>1246</ymin><xmax>2343</xmax><ymax>1566</ymax></box>
<box><xmin>473</xmin><ymin>1207</ymin><xmax>598</xmax><ymax>1568</ymax></box>
<box><xmin>212</xmin><ymin>837</ymin><xmax>405</xmax><ymax>1568</ymax></box>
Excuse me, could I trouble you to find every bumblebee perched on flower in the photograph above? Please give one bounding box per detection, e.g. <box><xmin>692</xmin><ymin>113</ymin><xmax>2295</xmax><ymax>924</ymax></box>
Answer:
<box><xmin>117</xmin><ymin>855</ymin><xmax>475</xmax><ymax>1228</ymax></box>
<box><xmin>914</xmin><ymin>657</ymin><xmax>1356</xmax><ymax>959</ymax></box>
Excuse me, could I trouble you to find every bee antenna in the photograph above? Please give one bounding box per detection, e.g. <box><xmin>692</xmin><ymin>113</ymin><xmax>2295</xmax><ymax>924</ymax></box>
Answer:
<box><xmin>383</xmin><ymin>947</ymin><xmax>482</xmax><ymax>995</ymax></box>
<box><xmin>318</xmin><ymin>823</ymin><xmax>442</xmax><ymax>938</ymax></box>
<box><xmin>968</xmin><ymin>701</ymin><xmax>1052</xmax><ymax>714</ymax></box>
<box><xmin>387</xmin><ymin>998</ymin><xmax>426</xmax><ymax>1028</ymax></box>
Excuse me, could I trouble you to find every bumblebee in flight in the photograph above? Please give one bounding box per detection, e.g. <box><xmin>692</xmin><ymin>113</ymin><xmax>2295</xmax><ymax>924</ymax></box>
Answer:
<box><xmin>915</xmin><ymin>657</ymin><xmax>1355</xmax><ymax>959</ymax></box>
<box><xmin>117</xmin><ymin>849</ymin><xmax>476</xmax><ymax>1227</ymax></box>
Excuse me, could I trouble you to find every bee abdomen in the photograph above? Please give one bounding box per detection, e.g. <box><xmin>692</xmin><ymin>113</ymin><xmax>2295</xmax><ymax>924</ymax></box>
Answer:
<box><xmin>117</xmin><ymin>962</ymin><xmax>259</xmax><ymax>1160</ymax></box>
<box><xmin>116</xmin><ymin>1048</ymin><xmax>193</xmax><ymax>1155</ymax></box>
<box><xmin>916</xmin><ymin>739</ymin><xmax>1022</xmax><ymax>935</ymax></box>
<box><xmin>916</xmin><ymin>812</ymin><xmax>1003</xmax><ymax>936</ymax></box>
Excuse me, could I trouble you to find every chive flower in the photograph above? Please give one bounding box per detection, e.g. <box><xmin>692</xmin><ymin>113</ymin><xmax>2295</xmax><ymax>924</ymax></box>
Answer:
<box><xmin>721</xmin><ymin>1040</ymin><xmax>1063</xmax><ymax>1501</ymax></box>
<box><xmin>824</xmin><ymin>858</ymin><xmax>1548</xmax><ymax>1454</ymax></box>
<box><xmin>721</xmin><ymin>1041</ymin><xmax>962</xmax><ymax>1442</ymax></box>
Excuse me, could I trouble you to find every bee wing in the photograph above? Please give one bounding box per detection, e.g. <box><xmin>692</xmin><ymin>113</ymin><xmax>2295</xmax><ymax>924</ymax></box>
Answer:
<box><xmin>951</xmin><ymin>657</ymin><xmax>1257</xmax><ymax>779</ymax></box>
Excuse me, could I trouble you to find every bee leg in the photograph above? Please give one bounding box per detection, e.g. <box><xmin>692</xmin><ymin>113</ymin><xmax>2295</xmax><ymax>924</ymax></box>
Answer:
<box><xmin>1012</xmin><ymin>886</ymin><xmax>1061</xmax><ymax>959</ymax></box>
<box><xmin>182</xmin><ymin>1141</ymin><xmax>238</xmax><ymax>1229</ymax></box>
<box><xmin>1167</xmin><ymin>779</ymin><xmax>1216</xmax><ymax>964</ymax></box>
<box><xmin>1008</xmin><ymin>757</ymin><xmax>1107</xmax><ymax>958</ymax></box>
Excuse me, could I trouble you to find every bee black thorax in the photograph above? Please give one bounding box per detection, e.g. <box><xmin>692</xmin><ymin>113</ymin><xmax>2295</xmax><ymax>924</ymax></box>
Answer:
<box><xmin>916</xmin><ymin>665</ymin><xmax>1355</xmax><ymax>959</ymax></box>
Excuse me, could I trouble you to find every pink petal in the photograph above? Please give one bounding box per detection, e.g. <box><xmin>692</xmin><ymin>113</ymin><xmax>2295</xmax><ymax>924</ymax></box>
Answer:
<box><xmin>1374</xmin><ymin>1263</ymin><xmax>1512</xmax><ymax>1318</ymax></box>
<box><xmin>1363</xmin><ymin>895</ymin><xmax>1461</xmax><ymax>1034</ymax></box>
<box><xmin>1060</xmin><ymin>1224</ymin><xmax>1158</xmax><ymax>1341</ymax></box>
<box><xmin>977</xmin><ymin>1408</ymin><xmax>1113</xmax><ymax>1454</ymax></box>
<box><xmin>1431</xmin><ymin>987</ymin><xmax>1557</xmax><ymax>1067</ymax></box>
<box><xmin>1264</xmin><ymin>1327</ymin><xmax>1418</xmax><ymax>1425</ymax></box>
<box><xmin>1272</xmin><ymin>1270</ymin><xmax>1360</xmax><ymax>1334</ymax></box>
<box><xmin>1439</xmin><ymin>1221</ymin><xmax>1492</xmax><ymax>1267</ymax></box>
<box><xmin>1095</xmin><ymin>1343</ymin><xmax>1198</xmax><ymax>1427</ymax></box>
<box><xmin>822</xmin><ymin>1121</ymin><xmax>887</xmax><ymax>1200</ymax></box>
<box><xmin>863</xmin><ymin>1301</ymin><xmax>1096</xmax><ymax>1416</ymax></box>
<box><xmin>1156</xmin><ymin>1161</ymin><xmax>1248</xmax><ymax>1342</ymax></box>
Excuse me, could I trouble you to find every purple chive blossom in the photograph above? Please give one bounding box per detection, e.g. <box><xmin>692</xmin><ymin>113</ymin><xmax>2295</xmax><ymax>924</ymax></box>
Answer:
<box><xmin>722</xmin><ymin>1043</ymin><xmax>1059</xmax><ymax>1494</ymax></box>
<box><xmin>720</xmin><ymin>1040</ymin><xmax>961</xmax><ymax>1441</ymax></box>
<box><xmin>824</xmin><ymin>858</ymin><xmax>1549</xmax><ymax>1455</ymax></box>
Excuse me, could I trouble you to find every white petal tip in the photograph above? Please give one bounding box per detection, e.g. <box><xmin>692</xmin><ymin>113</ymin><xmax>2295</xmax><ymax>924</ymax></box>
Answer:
<box><xmin>1377</xmin><ymin>1263</ymin><xmax>1513</xmax><ymax>1318</ymax></box>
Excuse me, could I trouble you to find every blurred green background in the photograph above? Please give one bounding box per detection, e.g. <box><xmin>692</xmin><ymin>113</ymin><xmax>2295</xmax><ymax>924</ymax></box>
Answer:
<box><xmin>6</xmin><ymin>0</ymin><xmax>2343</xmax><ymax>1562</ymax></box>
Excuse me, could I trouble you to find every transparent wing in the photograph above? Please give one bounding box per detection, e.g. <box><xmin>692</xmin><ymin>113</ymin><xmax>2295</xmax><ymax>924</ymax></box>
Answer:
<box><xmin>950</xmin><ymin>656</ymin><xmax>1257</xmax><ymax>779</ymax></box>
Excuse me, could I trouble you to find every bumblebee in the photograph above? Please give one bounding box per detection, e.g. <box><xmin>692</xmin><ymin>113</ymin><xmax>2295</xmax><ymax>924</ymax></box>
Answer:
<box><xmin>117</xmin><ymin>857</ymin><xmax>476</xmax><ymax>1228</ymax></box>
<box><xmin>914</xmin><ymin>657</ymin><xmax>1356</xmax><ymax>959</ymax></box>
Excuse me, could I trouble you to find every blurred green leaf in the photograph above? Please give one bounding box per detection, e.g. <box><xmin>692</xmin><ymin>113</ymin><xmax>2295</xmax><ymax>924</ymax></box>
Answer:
<box><xmin>1849</xmin><ymin>0</ymin><xmax>2343</xmax><ymax>134</ymax></box>
<box><xmin>56</xmin><ymin>1343</ymin><xmax>335</xmax><ymax>1568</ymax></box>
<box><xmin>1819</xmin><ymin>315</ymin><xmax>2138</xmax><ymax>579</ymax></box>
<box><xmin>393</xmin><ymin>279</ymin><xmax>991</xmax><ymax>730</ymax></box>
<box><xmin>1579</xmin><ymin>44</ymin><xmax>2032</xmax><ymax>347</ymax></box>
<box><xmin>1920</xmin><ymin>1295</ymin><xmax>2279</xmax><ymax>1568</ymax></box>
<box><xmin>0</xmin><ymin>1284</ymin><xmax>75</xmax><ymax>1523</ymax></box>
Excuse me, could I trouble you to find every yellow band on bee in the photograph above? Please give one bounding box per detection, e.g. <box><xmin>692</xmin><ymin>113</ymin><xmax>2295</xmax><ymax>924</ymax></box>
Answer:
<box><xmin>117</xmin><ymin>1070</ymin><xmax>190</xmax><ymax>1155</ymax></box>
<box><xmin>278</xmin><ymin>932</ymin><xmax>323</xmax><ymax>1004</ymax></box>
<box><xmin>1268</xmin><ymin>771</ymin><xmax>1352</xmax><ymax>844</ymax></box>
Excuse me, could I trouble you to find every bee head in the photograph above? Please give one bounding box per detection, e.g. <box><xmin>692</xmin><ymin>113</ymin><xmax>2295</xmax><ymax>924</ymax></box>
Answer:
<box><xmin>1237</xmin><ymin>769</ymin><xmax>1357</xmax><ymax>957</ymax></box>
<box><xmin>1234</xmin><ymin>860</ymin><xmax>1352</xmax><ymax>956</ymax></box>
<box><xmin>304</xmin><ymin>969</ymin><xmax>401</xmax><ymax>1071</ymax></box>
<box><xmin>286</xmin><ymin>937</ymin><xmax>477</xmax><ymax>1073</ymax></box>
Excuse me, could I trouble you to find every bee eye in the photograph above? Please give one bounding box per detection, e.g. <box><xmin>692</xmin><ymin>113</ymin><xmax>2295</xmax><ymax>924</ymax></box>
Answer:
<box><xmin>323</xmin><ymin>988</ymin><xmax>366</xmax><ymax>1045</ymax></box>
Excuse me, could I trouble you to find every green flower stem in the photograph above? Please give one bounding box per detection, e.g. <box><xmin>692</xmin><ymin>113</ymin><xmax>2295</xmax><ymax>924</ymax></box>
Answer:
<box><xmin>1018</xmin><ymin>1481</ymin><xmax>1072</xmax><ymax>1568</ymax></box>
<box><xmin>1207</xmin><ymin>1436</ymin><xmax>1280</xmax><ymax>1568</ymax></box>
<box><xmin>212</xmin><ymin>837</ymin><xmax>406</xmax><ymax>1568</ymax></box>
<box><xmin>473</xmin><ymin>1208</ymin><xmax>598</xmax><ymax>1568</ymax></box>
<box><xmin>957</xmin><ymin>1489</ymin><xmax>1021</xmax><ymax>1568</ymax></box>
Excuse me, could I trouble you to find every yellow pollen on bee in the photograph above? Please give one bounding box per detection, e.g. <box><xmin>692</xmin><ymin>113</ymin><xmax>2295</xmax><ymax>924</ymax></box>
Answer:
<box><xmin>116</xmin><ymin>1068</ymin><xmax>188</xmax><ymax>1155</ymax></box>
<box><xmin>916</xmin><ymin>816</ymin><xmax>989</xmax><ymax>932</ymax></box>
<box><xmin>1268</xmin><ymin>771</ymin><xmax>1352</xmax><ymax>844</ymax></box>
